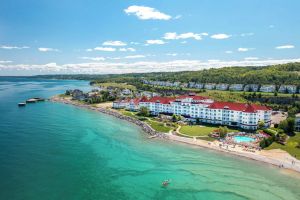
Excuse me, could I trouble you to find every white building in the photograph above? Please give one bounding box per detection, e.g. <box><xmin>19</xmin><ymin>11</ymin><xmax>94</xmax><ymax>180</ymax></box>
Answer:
<box><xmin>278</xmin><ymin>85</ymin><xmax>297</xmax><ymax>94</ymax></box>
<box><xmin>121</xmin><ymin>89</ymin><xmax>132</xmax><ymax>95</ymax></box>
<box><xmin>204</xmin><ymin>83</ymin><xmax>216</xmax><ymax>90</ymax></box>
<box><xmin>229</xmin><ymin>84</ymin><xmax>244</xmax><ymax>91</ymax></box>
<box><xmin>259</xmin><ymin>85</ymin><xmax>276</xmax><ymax>93</ymax></box>
<box><xmin>130</xmin><ymin>94</ymin><xmax>271</xmax><ymax>130</ymax></box>
<box><xmin>216</xmin><ymin>84</ymin><xmax>229</xmax><ymax>91</ymax></box>
<box><xmin>244</xmin><ymin>84</ymin><xmax>259</xmax><ymax>92</ymax></box>
<box><xmin>295</xmin><ymin>113</ymin><xmax>300</xmax><ymax>132</ymax></box>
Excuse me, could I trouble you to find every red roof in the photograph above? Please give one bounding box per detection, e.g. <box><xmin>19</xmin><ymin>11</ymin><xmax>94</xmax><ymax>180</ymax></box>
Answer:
<box><xmin>176</xmin><ymin>95</ymin><xmax>209</xmax><ymax>101</ymax></box>
<box><xmin>209</xmin><ymin>102</ymin><xmax>270</xmax><ymax>112</ymax></box>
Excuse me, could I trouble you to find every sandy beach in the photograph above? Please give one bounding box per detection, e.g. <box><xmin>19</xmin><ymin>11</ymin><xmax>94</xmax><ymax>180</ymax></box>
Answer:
<box><xmin>51</xmin><ymin>96</ymin><xmax>300</xmax><ymax>174</ymax></box>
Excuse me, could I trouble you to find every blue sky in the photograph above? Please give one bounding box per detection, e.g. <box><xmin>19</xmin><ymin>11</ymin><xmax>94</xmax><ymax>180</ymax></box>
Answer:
<box><xmin>0</xmin><ymin>0</ymin><xmax>299</xmax><ymax>75</ymax></box>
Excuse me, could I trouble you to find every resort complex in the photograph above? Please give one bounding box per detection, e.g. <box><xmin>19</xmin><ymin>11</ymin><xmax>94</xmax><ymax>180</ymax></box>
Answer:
<box><xmin>113</xmin><ymin>94</ymin><xmax>272</xmax><ymax>130</ymax></box>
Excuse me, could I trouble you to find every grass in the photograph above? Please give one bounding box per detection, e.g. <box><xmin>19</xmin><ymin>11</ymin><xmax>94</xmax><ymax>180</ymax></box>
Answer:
<box><xmin>180</xmin><ymin>125</ymin><xmax>239</xmax><ymax>137</ymax></box>
<box><xmin>146</xmin><ymin>120</ymin><xmax>172</xmax><ymax>133</ymax></box>
<box><xmin>95</xmin><ymin>82</ymin><xmax>136</xmax><ymax>91</ymax></box>
<box><xmin>266</xmin><ymin>132</ymin><xmax>300</xmax><ymax>158</ymax></box>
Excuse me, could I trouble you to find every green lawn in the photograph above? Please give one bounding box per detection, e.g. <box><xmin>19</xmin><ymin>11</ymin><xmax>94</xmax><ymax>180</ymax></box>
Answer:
<box><xmin>266</xmin><ymin>132</ymin><xmax>300</xmax><ymax>158</ymax></box>
<box><xmin>96</xmin><ymin>82</ymin><xmax>136</xmax><ymax>91</ymax></box>
<box><xmin>147</xmin><ymin>120</ymin><xmax>172</xmax><ymax>133</ymax></box>
<box><xmin>180</xmin><ymin>125</ymin><xmax>239</xmax><ymax>136</ymax></box>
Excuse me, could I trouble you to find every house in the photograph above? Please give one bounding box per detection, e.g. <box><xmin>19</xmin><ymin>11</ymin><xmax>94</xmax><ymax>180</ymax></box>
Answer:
<box><xmin>112</xmin><ymin>99</ymin><xmax>129</xmax><ymax>109</ymax></box>
<box><xmin>229</xmin><ymin>84</ymin><xmax>244</xmax><ymax>91</ymax></box>
<box><xmin>216</xmin><ymin>84</ymin><xmax>229</xmax><ymax>91</ymax></box>
<box><xmin>244</xmin><ymin>84</ymin><xmax>259</xmax><ymax>92</ymax></box>
<box><xmin>138</xmin><ymin>94</ymin><xmax>271</xmax><ymax>130</ymax></box>
<box><xmin>112</xmin><ymin>98</ymin><xmax>141</xmax><ymax>111</ymax></box>
<box><xmin>188</xmin><ymin>82</ymin><xmax>196</xmax><ymax>88</ymax></box>
<box><xmin>181</xmin><ymin>83</ymin><xmax>188</xmax><ymax>88</ymax></box>
<box><xmin>71</xmin><ymin>89</ymin><xmax>86</xmax><ymax>101</ymax></box>
<box><xmin>204</xmin><ymin>83</ymin><xmax>216</xmax><ymax>90</ymax></box>
<box><xmin>259</xmin><ymin>85</ymin><xmax>276</xmax><ymax>93</ymax></box>
<box><xmin>121</xmin><ymin>89</ymin><xmax>132</xmax><ymax>95</ymax></box>
<box><xmin>195</xmin><ymin>83</ymin><xmax>204</xmax><ymax>89</ymax></box>
<box><xmin>140</xmin><ymin>91</ymin><xmax>160</xmax><ymax>98</ymax></box>
<box><xmin>295</xmin><ymin>113</ymin><xmax>300</xmax><ymax>131</ymax></box>
<box><xmin>278</xmin><ymin>85</ymin><xmax>297</xmax><ymax>94</ymax></box>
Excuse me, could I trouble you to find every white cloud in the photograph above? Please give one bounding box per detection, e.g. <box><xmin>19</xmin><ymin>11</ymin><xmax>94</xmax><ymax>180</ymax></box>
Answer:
<box><xmin>119</xmin><ymin>48</ymin><xmax>136</xmax><ymax>52</ymax></box>
<box><xmin>102</xmin><ymin>40</ymin><xmax>127</xmax><ymax>46</ymax></box>
<box><xmin>210</xmin><ymin>34</ymin><xmax>231</xmax><ymax>39</ymax></box>
<box><xmin>124</xmin><ymin>5</ymin><xmax>171</xmax><ymax>20</ymax></box>
<box><xmin>0</xmin><ymin>45</ymin><xmax>29</xmax><ymax>50</ymax></box>
<box><xmin>0</xmin><ymin>60</ymin><xmax>12</xmax><ymax>64</ymax></box>
<box><xmin>238</xmin><ymin>47</ymin><xmax>255</xmax><ymax>52</ymax></box>
<box><xmin>146</xmin><ymin>40</ymin><xmax>166</xmax><ymax>45</ymax></box>
<box><xmin>38</xmin><ymin>47</ymin><xmax>59</xmax><ymax>52</ymax></box>
<box><xmin>269</xmin><ymin>25</ymin><xmax>275</xmax><ymax>29</ymax></box>
<box><xmin>208</xmin><ymin>59</ymin><xmax>220</xmax><ymax>62</ymax></box>
<box><xmin>174</xmin><ymin>15</ymin><xmax>182</xmax><ymax>19</ymax></box>
<box><xmin>2</xmin><ymin>58</ymin><xmax>300</xmax><ymax>75</ymax></box>
<box><xmin>240</xmin><ymin>33</ymin><xmax>254</xmax><ymax>37</ymax></box>
<box><xmin>166</xmin><ymin>53</ymin><xmax>177</xmax><ymax>56</ymax></box>
<box><xmin>125</xmin><ymin>55</ymin><xmax>146</xmax><ymax>59</ymax></box>
<box><xmin>244</xmin><ymin>57</ymin><xmax>259</xmax><ymax>60</ymax></box>
<box><xmin>275</xmin><ymin>45</ymin><xmax>295</xmax><ymax>49</ymax></box>
<box><xmin>225</xmin><ymin>51</ymin><xmax>233</xmax><ymax>54</ymax></box>
<box><xmin>94</xmin><ymin>47</ymin><xmax>116</xmax><ymax>51</ymax></box>
<box><xmin>80</xmin><ymin>57</ymin><xmax>106</xmax><ymax>61</ymax></box>
<box><xmin>163</xmin><ymin>32</ymin><xmax>206</xmax><ymax>40</ymax></box>
<box><xmin>130</xmin><ymin>42</ymin><xmax>140</xmax><ymax>45</ymax></box>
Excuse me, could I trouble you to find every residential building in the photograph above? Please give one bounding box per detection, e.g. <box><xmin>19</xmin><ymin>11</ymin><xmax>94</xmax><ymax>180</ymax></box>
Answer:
<box><xmin>216</xmin><ymin>84</ymin><xmax>229</xmax><ymax>91</ymax></box>
<box><xmin>114</xmin><ymin>94</ymin><xmax>272</xmax><ymax>130</ymax></box>
<box><xmin>244</xmin><ymin>84</ymin><xmax>259</xmax><ymax>92</ymax></box>
<box><xmin>278</xmin><ymin>85</ymin><xmax>297</xmax><ymax>94</ymax></box>
<box><xmin>194</xmin><ymin>83</ymin><xmax>204</xmax><ymax>89</ymax></box>
<box><xmin>121</xmin><ymin>89</ymin><xmax>132</xmax><ymax>95</ymax></box>
<box><xmin>204</xmin><ymin>83</ymin><xmax>216</xmax><ymax>90</ymax></box>
<box><xmin>259</xmin><ymin>85</ymin><xmax>276</xmax><ymax>93</ymax></box>
<box><xmin>295</xmin><ymin>113</ymin><xmax>300</xmax><ymax>132</ymax></box>
<box><xmin>229</xmin><ymin>84</ymin><xmax>244</xmax><ymax>91</ymax></box>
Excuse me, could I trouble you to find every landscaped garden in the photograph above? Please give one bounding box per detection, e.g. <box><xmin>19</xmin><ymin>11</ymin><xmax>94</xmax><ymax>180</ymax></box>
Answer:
<box><xmin>266</xmin><ymin>132</ymin><xmax>300</xmax><ymax>158</ymax></box>
<box><xmin>179</xmin><ymin>125</ymin><xmax>239</xmax><ymax>137</ymax></box>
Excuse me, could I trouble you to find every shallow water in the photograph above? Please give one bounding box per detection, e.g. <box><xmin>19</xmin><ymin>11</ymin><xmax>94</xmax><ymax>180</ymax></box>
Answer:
<box><xmin>0</xmin><ymin>77</ymin><xmax>299</xmax><ymax>200</ymax></box>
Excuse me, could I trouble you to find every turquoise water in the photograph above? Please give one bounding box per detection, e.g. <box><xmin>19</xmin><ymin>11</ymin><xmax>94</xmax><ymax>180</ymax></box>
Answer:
<box><xmin>234</xmin><ymin>136</ymin><xmax>255</xmax><ymax>143</ymax></box>
<box><xmin>0</xmin><ymin>77</ymin><xmax>300</xmax><ymax>200</ymax></box>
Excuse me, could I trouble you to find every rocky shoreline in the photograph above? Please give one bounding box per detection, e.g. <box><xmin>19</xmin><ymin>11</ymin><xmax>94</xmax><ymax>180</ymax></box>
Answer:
<box><xmin>51</xmin><ymin>97</ymin><xmax>167</xmax><ymax>138</ymax></box>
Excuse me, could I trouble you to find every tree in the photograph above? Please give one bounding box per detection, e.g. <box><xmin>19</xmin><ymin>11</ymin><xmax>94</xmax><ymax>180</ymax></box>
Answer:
<box><xmin>172</xmin><ymin>114</ymin><xmax>177</xmax><ymax>122</ymax></box>
<box><xmin>138</xmin><ymin>106</ymin><xmax>150</xmax><ymax>117</ymax></box>
<box><xmin>258</xmin><ymin>120</ymin><xmax>265</xmax><ymax>129</ymax></box>
<box><xmin>219</xmin><ymin>126</ymin><xmax>228</xmax><ymax>138</ymax></box>
<box><xmin>279</xmin><ymin>118</ymin><xmax>295</xmax><ymax>134</ymax></box>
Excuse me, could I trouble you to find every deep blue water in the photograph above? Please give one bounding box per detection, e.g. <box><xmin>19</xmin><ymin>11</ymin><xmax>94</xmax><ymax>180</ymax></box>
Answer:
<box><xmin>0</xmin><ymin>77</ymin><xmax>299</xmax><ymax>200</ymax></box>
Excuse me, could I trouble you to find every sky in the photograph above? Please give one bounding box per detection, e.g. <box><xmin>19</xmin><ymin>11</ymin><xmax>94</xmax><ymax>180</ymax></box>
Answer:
<box><xmin>0</xmin><ymin>0</ymin><xmax>299</xmax><ymax>75</ymax></box>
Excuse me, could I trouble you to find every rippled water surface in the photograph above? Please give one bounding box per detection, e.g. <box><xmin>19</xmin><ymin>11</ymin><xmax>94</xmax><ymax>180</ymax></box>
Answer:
<box><xmin>0</xmin><ymin>77</ymin><xmax>299</xmax><ymax>200</ymax></box>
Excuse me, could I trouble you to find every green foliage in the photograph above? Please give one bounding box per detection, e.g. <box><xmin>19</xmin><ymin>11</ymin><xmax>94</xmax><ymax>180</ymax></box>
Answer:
<box><xmin>34</xmin><ymin>62</ymin><xmax>300</xmax><ymax>85</ymax></box>
<box><xmin>279</xmin><ymin>118</ymin><xmax>295</xmax><ymax>134</ymax></box>
<box><xmin>219</xmin><ymin>126</ymin><xmax>229</xmax><ymax>138</ymax></box>
<box><xmin>138</xmin><ymin>106</ymin><xmax>150</xmax><ymax>117</ymax></box>
<box><xmin>258</xmin><ymin>120</ymin><xmax>265</xmax><ymax>129</ymax></box>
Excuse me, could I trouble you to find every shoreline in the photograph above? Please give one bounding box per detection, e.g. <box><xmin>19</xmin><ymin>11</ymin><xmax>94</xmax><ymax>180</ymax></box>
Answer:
<box><xmin>50</xmin><ymin>96</ymin><xmax>300</xmax><ymax>174</ymax></box>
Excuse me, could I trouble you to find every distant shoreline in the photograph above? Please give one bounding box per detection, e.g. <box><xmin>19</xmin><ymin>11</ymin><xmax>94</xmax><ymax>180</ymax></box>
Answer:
<box><xmin>51</xmin><ymin>95</ymin><xmax>300</xmax><ymax>174</ymax></box>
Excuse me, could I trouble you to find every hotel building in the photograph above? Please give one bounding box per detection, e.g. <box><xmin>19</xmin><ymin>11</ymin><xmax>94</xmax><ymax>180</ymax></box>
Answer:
<box><xmin>113</xmin><ymin>94</ymin><xmax>272</xmax><ymax>130</ymax></box>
